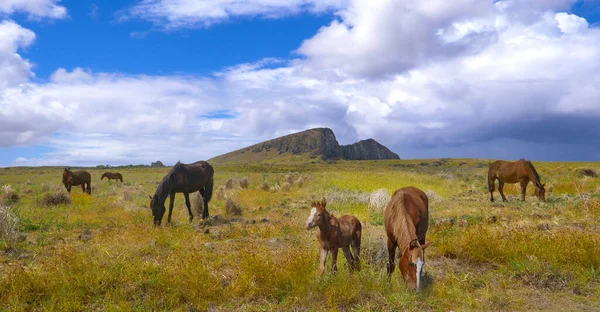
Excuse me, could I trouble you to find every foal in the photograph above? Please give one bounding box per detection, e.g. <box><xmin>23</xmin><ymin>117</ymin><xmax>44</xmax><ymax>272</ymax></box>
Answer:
<box><xmin>305</xmin><ymin>198</ymin><xmax>362</xmax><ymax>275</ymax></box>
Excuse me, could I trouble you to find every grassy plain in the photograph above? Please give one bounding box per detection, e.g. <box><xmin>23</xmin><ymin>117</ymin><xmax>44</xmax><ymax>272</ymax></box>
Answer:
<box><xmin>1</xmin><ymin>159</ymin><xmax>599</xmax><ymax>311</ymax></box>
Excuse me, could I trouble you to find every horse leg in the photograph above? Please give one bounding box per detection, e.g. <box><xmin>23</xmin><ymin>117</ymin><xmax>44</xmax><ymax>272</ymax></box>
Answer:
<box><xmin>183</xmin><ymin>191</ymin><xmax>193</xmax><ymax>223</ymax></box>
<box><xmin>351</xmin><ymin>242</ymin><xmax>361</xmax><ymax>272</ymax></box>
<box><xmin>330</xmin><ymin>248</ymin><xmax>339</xmax><ymax>274</ymax></box>
<box><xmin>87</xmin><ymin>182</ymin><xmax>91</xmax><ymax>194</ymax></box>
<box><xmin>520</xmin><ymin>179</ymin><xmax>529</xmax><ymax>201</ymax></box>
<box><xmin>489</xmin><ymin>177</ymin><xmax>496</xmax><ymax>202</ymax></box>
<box><xmin>200</xmin><ymin>188</ymin><xmax>208</xmax><ymax>220</ymax></box>
<box><xmin>387</xmin><ymin>238</ymin><xmax>396</xmax><ymax>276</ymax></box>
<box><xmin>319</xmin><ymin>248</ymin><xmax>328</xmax><ymax>276</ymax></box>
<box><xmin>167</xmin><ymin>192</ymin><xmax>175</xmax><ymax>223</ymax></box>
<box><xmin>81</xmin><ymin>184</ymin><xmax>86</xmax><ymax>193</ymax></box>
<box><xmin>498</xmin><ymin>180</ymin><xmax>508</xmax><ymax>202</ymax></box>
<box><xmin>341</xmin><ymin>246</ymin><xmax>356</xmax><ymax>272</ymax></box>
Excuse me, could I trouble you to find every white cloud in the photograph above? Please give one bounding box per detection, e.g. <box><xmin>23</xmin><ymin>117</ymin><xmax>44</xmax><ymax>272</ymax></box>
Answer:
<box><xmin>3</xmin><ymin>0</ymin><xmax>600</xmax><ymax>166</ymax></box>
<box><xmin>0</xmin><ymin>20</ymin><xmax>36</xmax><ymax>88</ymax></box>
<box><xmin>555</xmin><ymin>12</ymin><xmax>589</xmax><ymax>34</ymax></box>
<box><xmin>0</xmin><ymin>0</ymin><xmax>67</xmax><ymax>19</ymax></box>
<box><xmin>124</xmin><ymin>0</ymin><xmax>345</xmax><ymax>28</ymax></box>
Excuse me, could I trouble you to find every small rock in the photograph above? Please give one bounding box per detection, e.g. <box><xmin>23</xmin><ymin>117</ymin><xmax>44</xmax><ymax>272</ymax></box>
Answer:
<box><xmin>537</xmin><ymin>223</ymin><xmax>550</xmax><ymax>231</ymax></box>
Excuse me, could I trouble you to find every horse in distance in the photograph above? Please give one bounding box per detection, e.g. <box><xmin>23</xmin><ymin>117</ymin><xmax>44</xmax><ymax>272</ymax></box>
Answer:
<box><xmin>384</xmin><ymin>186</ymin><xmax>432</xmax><ymax>292</ymax></box>
<box><xmin>488</xmin><ymin>159</ymin><xmax>545</xmax><ymax>202</ymax></box>
<box><xmin>101</xmin><ymin>172</ymin><xmax>123</xmax><ymax>182</ymax></box>
<box><xmin>62</xmin><ymin>168</ymin><xmax>92</xmax><ymax>194</ymax></box>
<box><xmin>305</xmin><ymin>198</ymin><xmax>362</xmax><ymax>275</ymax></box>
<box><xmin>149</xmin><ymin>161</ymin><xmax>214</xmax><ymax>226</ymax></box>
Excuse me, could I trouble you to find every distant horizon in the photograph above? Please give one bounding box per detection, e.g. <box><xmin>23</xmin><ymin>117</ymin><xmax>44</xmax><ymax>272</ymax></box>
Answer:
<box><xmin>1</xmin><ymin>1</ymin><xmax>600</xmax><ymax>166</ymax></box>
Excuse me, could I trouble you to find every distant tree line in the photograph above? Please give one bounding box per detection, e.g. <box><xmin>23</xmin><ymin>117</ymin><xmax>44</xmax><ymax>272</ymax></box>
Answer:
<box><xmin>95</xmin><ymin>161</ymin><xmax>166</xmax><ymax>169</ymax></box>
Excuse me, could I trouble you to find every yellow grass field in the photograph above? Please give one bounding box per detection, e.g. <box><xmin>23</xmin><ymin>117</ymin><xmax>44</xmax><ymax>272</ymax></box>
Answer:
<box><xmin>1</xmin><ymin>159</ymin><xmax>599</xmax><ymax>311</ymax></box>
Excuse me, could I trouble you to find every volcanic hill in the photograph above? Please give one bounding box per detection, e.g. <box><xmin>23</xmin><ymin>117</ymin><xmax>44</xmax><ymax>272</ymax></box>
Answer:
<box><xmin>209</xmin><ymin>128</ymin><xmax>399</xmax><ymax>163</ymax></box>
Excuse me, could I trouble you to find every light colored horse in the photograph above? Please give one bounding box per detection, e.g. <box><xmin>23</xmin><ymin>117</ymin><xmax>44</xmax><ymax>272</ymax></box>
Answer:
<box><xmin>384</xmin><ymin>186</ymin><xmax>432</xmax><ymax>292</ymax></box>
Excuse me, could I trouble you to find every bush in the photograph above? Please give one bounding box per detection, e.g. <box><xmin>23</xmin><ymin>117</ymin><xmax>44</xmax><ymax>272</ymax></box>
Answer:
<box><xmin>1</xmin><ymin>185</ymin><xmax>19</xmax><ymax>205</ymax></box>
<box><xmin>368</xmin><ymin>189</ymin><xmax>389</xmax><ymax>212</ymax></box>
<box><xmin>0</xmin><ymin>205</ymin><xmax>20</xmax><ymax>250</ymax></box>
<box><xmin>38</xmin><ymin>190</ymin><xmax>71</xmax><ymax>206</ymax></box>
<box><xmin>225</xmin><ymin>198</ymin><xmax>242</xmax><ymax>216</ymax></box>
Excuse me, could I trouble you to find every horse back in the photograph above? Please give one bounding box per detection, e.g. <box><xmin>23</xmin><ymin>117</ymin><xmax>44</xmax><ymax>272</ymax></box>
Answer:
<box><xmin>72</xmin><ymin>171</ymin><xmax>91</xmax><ymax>185</ymax></box>
<box><xmin>385</xmin><ymin>186</ymin><xmax>429</xmax><ymax>243</ymax></box>
<box><xmin>337</xmin><ymin>215</ymin><xmax>362</xmax><ymax>247</ymax></box>
<box><xmin>490</xmin><ymin>159</ymin><xmax>527</xmax><ymax>183</ymax></box>
<box><xmin>173</xmin><ymin>161</ymin><xmax>214</xmax><ymax>192</ymax></box>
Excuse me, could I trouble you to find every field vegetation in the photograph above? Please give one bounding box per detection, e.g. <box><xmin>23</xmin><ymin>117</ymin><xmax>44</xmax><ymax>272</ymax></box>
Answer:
<box><xmin>0</xmin><ymin>159</ymin><xmax>599</xmax><ymax>310</ymax></box>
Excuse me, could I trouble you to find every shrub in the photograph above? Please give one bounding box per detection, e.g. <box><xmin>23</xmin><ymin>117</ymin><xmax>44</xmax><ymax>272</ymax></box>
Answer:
<box><xmin>225</xmin><ymin>198</ymin><xmax>242</xmax><ymax>216</ymax></box>
<box><xmin>1</xmin><ymin>185</ymin><xmax>19</xmax><ymax>205</ymax></box>
<box><xmin>368</xmin><ymin>189</ymin><xmax>389</xmax><ymax>212</ymax></box>
<box><xmin>38</xmin><ymin>190</ymin><xmax>71</xmax><ymax>206</ymax></box>
<box><xmin>0</xmin><ymin>205</ymin><xmax>20</xmax><ymax>250</ymax></box>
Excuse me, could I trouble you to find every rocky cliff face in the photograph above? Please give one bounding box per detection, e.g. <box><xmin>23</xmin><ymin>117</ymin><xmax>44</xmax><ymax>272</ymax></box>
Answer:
<box><xmin>341</xmin><ymin>139</ymin><xmax>400</xmax><ymax>160</ymax></box>
<box><xmin>209</xmin><ymin>128</ymin><xmax>399</xmax><ymax>163</ymax></box>
<box><xmin>249</xmin><ymin>128</ymin><xmax>341</xmax><ymax>160</ymax></box>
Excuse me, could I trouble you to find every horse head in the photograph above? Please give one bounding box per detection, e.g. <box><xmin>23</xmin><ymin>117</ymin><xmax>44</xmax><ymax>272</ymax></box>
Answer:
<box><xmin>149</xmin><ymin>193</ymin><xmax>164</xmax><ymax>226</ymax></box>
<box><xmin>400</xmin><ymin>239</ymin><xmax>432</xmax><ymax>292</ymax></box>
<box><xmin>305</xmin><ymin>198</ymin><xmax>328</xmax><ymax>230</ymax></box>
<box><xmin>101</xmin><ymin>173</ymin><xmax>107</xmax><ymax>180</ymax></box>
<box><xmin>534</xmin><ymin>183</ymin><xmax>546</xmax><ymax>202</ymax></box>
<box><xmin>62</xmin><ymin>168</ymin><xmax>73</xmax><ymax>188</ymax></box>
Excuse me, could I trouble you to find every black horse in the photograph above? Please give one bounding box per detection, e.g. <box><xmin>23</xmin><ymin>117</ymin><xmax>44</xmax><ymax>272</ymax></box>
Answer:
<box><xmin>63</xmin><ymin>168</ymin><xmax>92</xmax><ymax>194</ymax></box>
<box><xmin>149</xmin><ymin>161</ymin><xmax>214</xmax><ymax>226</ymax></box>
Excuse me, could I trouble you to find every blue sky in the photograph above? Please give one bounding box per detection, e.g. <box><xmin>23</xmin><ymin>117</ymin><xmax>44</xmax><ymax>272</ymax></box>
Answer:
<box><xmin>1</xmin><ymin>0</ymin><xmax>600</xmax><ymax>166</ymax></box>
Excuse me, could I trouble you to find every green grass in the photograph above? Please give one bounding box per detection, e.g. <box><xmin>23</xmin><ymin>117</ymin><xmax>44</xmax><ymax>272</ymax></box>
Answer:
<box><xmin>1</xmin><ymin>159</ymin><xmax>599</xmax><ymax>310</ymax></box>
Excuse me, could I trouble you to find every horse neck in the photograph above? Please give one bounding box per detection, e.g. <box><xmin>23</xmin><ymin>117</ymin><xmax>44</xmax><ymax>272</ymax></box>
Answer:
<box><xmin>317</xmin><ymin>212</ymin><xmax>337</xmax><ymax>242</ymax></box>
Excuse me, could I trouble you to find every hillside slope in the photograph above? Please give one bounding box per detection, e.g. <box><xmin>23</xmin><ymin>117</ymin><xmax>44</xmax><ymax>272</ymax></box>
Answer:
<box><xmin>209</xmin><ymin>128</ymin><xmax>399</xmax><ymax>163</ymax></box>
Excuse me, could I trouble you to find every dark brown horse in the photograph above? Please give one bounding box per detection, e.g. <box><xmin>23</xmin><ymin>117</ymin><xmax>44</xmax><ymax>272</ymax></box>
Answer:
<box><xmin>305</xmin><ymin>198</ymin><xmax>361</xmax><ymax>275</ymax></box>
<box><xmin>384</xmin><ymin>186</ymin><xmax>432</xmax><ymax>292</ymax></box>
<box><xmin>488</xmin><ymin>159</ymin><xmax>545</xmax><ymax>202</ymax></box>
<box><xmin>62</xmin><ymin>168</ymin><xmax>91</xmax><ymax>194</ymax></box>
<box><xmin>149</xmin><ymin>161</ymin><xmax>214</xmax><ymax>226</ymax></box>
<box><xmin>101</xmin><ymin>172</ymin><xmax>123</xmax><ymax>182</ymax></box>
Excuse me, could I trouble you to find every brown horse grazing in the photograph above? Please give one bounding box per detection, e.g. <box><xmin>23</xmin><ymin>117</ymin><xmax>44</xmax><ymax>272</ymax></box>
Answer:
<box><xmin>488</xmin><ymin>159</ymin><xmax>545</xmax><ymax>202</ymax></box>
<box><xmin>62</xmin><ymin>168</ymin><xmax>92</xmax><ymax>194</ymax></box>
<box><xmin>149</xmin><ymin>161</ymin><xmax>214</xmax><ymax>226</ymax></box>
<box><xmin>384</xmin><ymin>186</ymin><xmax>432</xmax><ymax>292</ymax></box>
<box><xmin>305</xmin><ymin>198</ymin><xmax>361</xmax><ymax>275</ymax></box>
<box><xmin>101</xmin><ymin>172</ymin><xmax>123</xmax><ymax>182</ymax></box>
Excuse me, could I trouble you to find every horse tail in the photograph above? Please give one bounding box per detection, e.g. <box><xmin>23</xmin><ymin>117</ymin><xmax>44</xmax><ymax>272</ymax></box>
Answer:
<box><xmin>204</xmin><ymin>165</ymin><xmax>214</xmax><ymax>203</ymax></box>
<box><xmin>487</xmin><ymin>163</ymin><xmax>494</xmax><ymax>192</ymax></box>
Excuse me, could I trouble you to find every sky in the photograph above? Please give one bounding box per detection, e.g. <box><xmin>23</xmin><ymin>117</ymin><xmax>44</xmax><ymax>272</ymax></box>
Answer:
<box><xmin>1</xmin><ymin>0</ymin><xmax>599</xmax><ymax>167</ymax></box>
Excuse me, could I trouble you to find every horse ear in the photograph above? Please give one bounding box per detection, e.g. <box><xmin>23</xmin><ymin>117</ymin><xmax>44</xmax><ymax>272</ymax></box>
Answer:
<box><xmin>542</xmin><ymin>183</ymin><xmax>546</xmax><ymax>187</ymax></box>
<box><xmin>148</xmin><ymin>195</ymin><xmax>152</xmax><ymax>200</ymax></box>
<box><xmin>321</xmin><ymin>197</ymin><xmax>327</xmax><ymax>207</ymax></box>
<box><xmin>409</xmin><ymin>239</ymin><xmax>419</xmax><ymax>249</ymax></box>
<box><xmin>421</xmin><ymin>242</ymin><xmax>433</xmax><ymax>250</ymax></box>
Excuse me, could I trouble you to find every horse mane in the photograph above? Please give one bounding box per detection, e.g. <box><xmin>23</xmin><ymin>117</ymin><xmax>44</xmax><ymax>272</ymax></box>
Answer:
<box><xmin>154</xmin><ymin>163</ymin><xmax>185</xmax><ymax>199</ymax></box>
<box><xmin>526</xmin><ymin>161</ymin><xmax>542</xmax><ymax>186</ymax></box>
<box><xmin>386</xmin><ymin>190</ymin><xmax>417</xmax><ymax>249</ymax></box>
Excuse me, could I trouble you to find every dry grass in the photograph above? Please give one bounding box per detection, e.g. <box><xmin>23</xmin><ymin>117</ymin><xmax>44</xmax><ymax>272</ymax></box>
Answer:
<box><xmin>0</xmin><ymin>205</ymin><xmax>20</xmax><ymax>250</ymax></box>
<box><xmin>0</xmin><ymin>160</ymin><xmax>598</xmax><ymax>310</ymax></box>
<box><xmin>38</xmin><ymin>190</ymin><xmax>72</xmax><ymax>206</ymax></box>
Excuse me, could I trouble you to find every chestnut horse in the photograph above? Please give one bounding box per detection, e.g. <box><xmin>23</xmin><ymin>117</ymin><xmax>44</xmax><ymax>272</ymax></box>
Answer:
<box><xmin>305</xmin><ymin>198</ymin><xmax>361</xmax><ymax>275</ymax></box>
<box><xmin>149</xmin><ymin>161</ymin><xmax>214</xmax><ymax>226</ymax></box>
<box><xmin>62</xmin><ymin>168</ymin><xmax>91</xmax><ymax>194</ymax></box>
<box><xmin>384</xmin><ymin>186</ymin><xmax>432</xmax><ymax>292</ymax></box>
<box><xmin>101</xmin><ymin>172</ymin><xmax>123</xmax><ymax>182</ymax></box>
<box><xmin>488</xmin><ymin>159</ymin><xmax>545</xmax><ymax>202</ymax></box>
